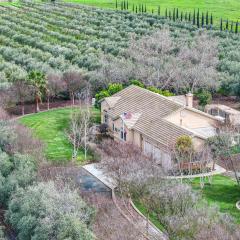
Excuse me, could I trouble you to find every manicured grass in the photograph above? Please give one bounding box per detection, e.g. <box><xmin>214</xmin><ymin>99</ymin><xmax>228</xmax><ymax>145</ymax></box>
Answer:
<box><xmin>133</xmin><ymin>199</ymin><xmax>166</xmax><ymax>232</ymax></box>
<box><xmin>19</xmin><ymin>107</ymin><xmax>100</xmax><ymax>163</ymax></box>
<box><xmin>191</xmin><ymin>175</ymin><xmax>240</xmax><ymax>223</ymax></box>
<box><xmin>65</xmin><ymin>0</ymin><xmax>240</xmax><ymax>22</ymax></box>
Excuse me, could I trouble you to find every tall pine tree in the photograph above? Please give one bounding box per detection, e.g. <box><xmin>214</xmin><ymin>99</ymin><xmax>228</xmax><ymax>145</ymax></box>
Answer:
<box><xmin>197</xmin><ymin>9</ymin><xmax>200</xmax><ymax>28</ymax></box>
<box><xmin>116</xmin><ymin>0</ymin><xmax>118</xmax><ymax>9</ymax></box>
<box><xmin>165</xmin><ymin>8</ymin><xmax>168</xmax><ymax>18</ymax></box>
<box><xmin>201</xmin><ymin>12</ymin><xmax>204</xmax><ymax>27</ymax></box>
<box><xmin>220</xmin><ymin>18</ymin><xmax>223</xmax><ymax>31</ymax></box>
<box><xmin>158</xmin><ymin>6</ymin><xmax>160</xmax><ymax>15</ymax></box>
<box><xmin>173</xmin><ymin>8</ymin><xmax>176</xmax><ymax>21</ymax></box>
<box><xmin>189</xmin><ymin>12</ymin><xmax>191</xmax><ymax>22</ymax></box>
<box><xmin>169</xmin><ymin>10</ymin><xmax>172</xmax><ymax>20</ymax></box>
<box><xmin>235</xmin><ymin>21</ymin><xmax>238</xmax><ymax>33</ymax></box>
<box><xmin>226</xmin><ymin>19</ymin><xmax>229</xmax><ymax>30</ymax></box>
<box><xmin>176</xmin><ymin>8</ymin><xmax>179</xmax><ymax>19</ymax></box>
<box><xmin>206</xmin><ymin>11</ymin><xmax>209</xmax><ymax>26</ymax></box>
<box><xmin>210</xmin><ymin>13</ymin><xmax>213</xmax><ymax>25</ymax></box>
<box><xmin>193</xmin><ymin>9</ymin><xmax>196</xmax><ymax>25</ymax></box>
<box><xmin>230</xmin><ymin>21</ymin><xmax>234</xmax><ymax>32</ymax></box>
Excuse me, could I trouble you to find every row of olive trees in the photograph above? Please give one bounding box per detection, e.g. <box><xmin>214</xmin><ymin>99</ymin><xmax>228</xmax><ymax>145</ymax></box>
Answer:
<box><xmin>99</xmin><ymin>140</ymin><xmax>240</xmax><ymax>239</ymax></box>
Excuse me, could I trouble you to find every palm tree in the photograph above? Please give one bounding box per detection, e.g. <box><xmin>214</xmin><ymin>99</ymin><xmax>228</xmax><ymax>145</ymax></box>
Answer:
<box><xmin>28</xmin><ymin>71</ymin><xmax>46</xmax><ymax>112</ymax></box>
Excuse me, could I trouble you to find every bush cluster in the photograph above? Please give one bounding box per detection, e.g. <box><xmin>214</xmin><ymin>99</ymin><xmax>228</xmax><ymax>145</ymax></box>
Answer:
<box><xmin>0</xmin><ymin>120</ymin><xmax>95</xmax><ymax>240</ymax></box>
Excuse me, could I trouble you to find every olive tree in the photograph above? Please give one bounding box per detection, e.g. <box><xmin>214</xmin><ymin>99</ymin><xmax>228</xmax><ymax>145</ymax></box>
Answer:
<box><xmin>6</xmin><ymin>181</ymin><xmax>95</xmax><ymax>240</ymax></box>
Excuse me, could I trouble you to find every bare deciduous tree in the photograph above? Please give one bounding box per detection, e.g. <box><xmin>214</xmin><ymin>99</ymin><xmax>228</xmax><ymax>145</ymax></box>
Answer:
<box><xmin>46</xmin><ymin>72</ymin><xmax>65</xmax><ymax>110</ymax></box>
<box><xmin>67</xmin><ymin>87</ymin><xmax>91</xmax><ymax>161</ymax></box>
<box><xmin>94</xmin><ymin>29</ymin><xmax>219</xmax><ymax>94</ymax></box>
<box><xmin>62</xmin><ymin>70</ymin><xmax>87</xmax><ymax>105</ymax></box>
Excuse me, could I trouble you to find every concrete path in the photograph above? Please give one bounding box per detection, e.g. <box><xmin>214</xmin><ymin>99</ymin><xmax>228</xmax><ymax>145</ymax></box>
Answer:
<box><xmin>82</xmin><ymin>163</ymin><xmax>117</xmax><ymax>189</ymax></box>
<box><xmin>83</xmin><ymin>163</ymin><xmax>167</xmax><ymax>240</ymax></box>
<box><xmin>166</xmin><ymin>164</ymin><xmax>226</xmax><ymax>179</ymax></box>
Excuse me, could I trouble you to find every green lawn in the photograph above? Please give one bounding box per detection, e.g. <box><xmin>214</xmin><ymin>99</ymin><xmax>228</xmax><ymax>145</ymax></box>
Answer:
<box><xmin>66</xmin><ymin>0</ymin><xmax>240</xmax><ymax>22</ymax></box>
<box><xmin>134</xmin><ymin>175</ymin><xmax>240</xmax><ymax>233</ymax></box>
<box><xmin>133</xmin><ymin>199</ymin><xmax>167</xmax><ymax>232</ymax></box>
<box><xmin>19</xmin><ymin>107</ymin><xmax>100</xmax><ymax>163</ymax></box>
<box><xmin>191</xmin><ymin>175</ymin><xmax>240</xmax><ymax>224</ymax></box>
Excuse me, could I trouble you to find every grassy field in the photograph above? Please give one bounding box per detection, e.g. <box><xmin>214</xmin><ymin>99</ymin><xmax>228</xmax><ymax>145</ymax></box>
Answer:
<box><xmin>191</xmin><ymin>175</ymin><xmax>240</xmax><ymax>224</ymax></box>
<box><xmin>19</xmin><ymin>107</ymin><xmax>100</xmax><ymax>163</ymax></box>
<box><xmin>66</xmin><ymin>0</ymin><xmax>240</xmax><ymax>22</ymax></box>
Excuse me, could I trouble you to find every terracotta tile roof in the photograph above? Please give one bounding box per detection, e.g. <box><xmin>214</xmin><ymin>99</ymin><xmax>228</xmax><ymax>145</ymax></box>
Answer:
<box><xmin>106</xmin><ymin>85</ymin><xmax>193</xmax><ymax>146</ymax></box>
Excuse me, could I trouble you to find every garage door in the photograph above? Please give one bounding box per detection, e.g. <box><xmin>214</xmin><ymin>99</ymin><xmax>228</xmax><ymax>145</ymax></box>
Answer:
<box><xmin>143</xmin><ymin>140</ymin><xmax>172</xmax><ymax>170</ymax></box>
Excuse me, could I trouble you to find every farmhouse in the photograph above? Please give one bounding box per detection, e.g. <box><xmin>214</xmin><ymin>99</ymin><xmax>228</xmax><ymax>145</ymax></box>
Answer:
<box><xmin>101</xmin><ymin>85</ymin><xmax>219</xmax><ymax>169</ymax></box>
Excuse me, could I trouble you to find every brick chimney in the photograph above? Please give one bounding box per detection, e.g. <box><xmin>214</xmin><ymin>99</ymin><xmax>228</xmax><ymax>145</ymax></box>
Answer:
<box><xmin>186</xmin><ymin>92</ymin><xmax>193</xmax><ymax>108</ymax></box>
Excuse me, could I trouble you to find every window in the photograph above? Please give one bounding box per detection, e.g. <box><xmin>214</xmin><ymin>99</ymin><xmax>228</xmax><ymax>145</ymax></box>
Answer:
<box><xmin>104</xmin><ymin>113</ymin><xmax>108</xmax><ymax>124</ymax></box>
<box><xmin>120</xmin><ymin>127</ymin><xmax>127</xmax><ymax>141</ymax></box>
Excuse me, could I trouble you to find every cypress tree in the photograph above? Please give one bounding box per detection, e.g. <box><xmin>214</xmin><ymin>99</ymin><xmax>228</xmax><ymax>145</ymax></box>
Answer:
<box><xmin>158</xmin><ymin>6</ymin><xmax>160</xmax><ymax>15</ymax></box>
<box><xmin>121</xmin><ymin>1</ymin><xmax>123</xmax><ymax>10</ymax></box>
<box><xmin>135</xmin><ymin>5</ymin><xmax>137</xmax><ymax>13</ymax></box>
<box><xmin>123</xmin><ymin>0</ymin><xmax>125</xmax><ymax>10</ymax></box>
<box><xmin>226</xmin><ymin>19</ymin><xmax>229</xmax><ymax>30</ymax></box>
<box><xmin>126</xmin><ymin>0</ymin><xmax>128</xmax><ymax>10</ymax></box>
<box><xmin>189</xmin><ymin>12</ymin><xmax>191</xmax><ymax>22</ymax></box>
<box><xmin>193</xmin><ymin>9</ymin><xmax>196</xmax><ymax>25</ymax></box>
<box><xmin>132</xmin><ymin>4</ymin><xmax>134</xmax><ymax>12</ymax></box>
<box><xmin>235</xmin><ymin>21</ymin><xmax>238</xmax><ymax>33</ymax></box>
<box><xmin>144</xmin><ymin>4</ymin><xmax>147</xmax><ymax>12</ymax></box>
<box><xmin>184</xmin><ymin>12</ymin><xmax>187</xmax><ymax>21</ymax></box>
<box><xmin>141</xmin><ymin>4</ymin><xmax>144</xmax><ymax>13</ymax></box>
<box><xmin>201</xmin><ymin>12</ymin><xmax>204</xmax><ymax>27</ymax></box>
<box><xmin>197</xmin><ymin>9</ymin><xmax>200</xmax><ymax>28</ymax></box>
<box><xmin>138</xmin><ymin>4</ymin><xmax>141</xmax><ymax>12</ymax></box>
<box><xmin>176</xmin><ymin>8</ymin><xmax>179</xmax><ymax>19</ymax></box>
<box><xmin>206</xmin><ymin>11</ymin><xmax>209</xmax><ymax>25</ymax></box>
<box><xmin>220</xmin><ymin>18</ymin><xmax>223</xmax><ymax>31</ymax></box>
<box><xmin>210</xmin><ymin>13</ymin><xmax>213</xmax><ymax>25</ymax></box>
<box><xmin>165</xmin><ymin>8</ymin><xmax>168</xmax><ymax>18</ymax></box>
<box><xmin>180</xmin><ymin>12</ymin><xmax>183</xmax><ymax>21</ymax></box>
<box><xmin>151</xmin><ymin>9</ymin><xmax>153</xmax><ymax>14</ymax></box>
<box><xmin>169</xmin><ymin>10</ymin><xmax>172</xmax><ymax>20</ymax></box>
<box><xmin>116</xmin><ymin>0</ymin><xmax>117</xmax><ymax>9</ymax></box>
<box><xmin>230</xmin><ymin>21</ymin><xmax>233</xmax><ymax>32</ymax></box>
<box><xmin>173</xmin><ymin>8</ymin><xmax>176</xmax><ymax>21</ymax></box>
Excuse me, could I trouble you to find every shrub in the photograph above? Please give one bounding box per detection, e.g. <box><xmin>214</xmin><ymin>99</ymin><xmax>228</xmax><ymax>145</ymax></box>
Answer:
<box><xmin>147</xmin><ymin>86</ymin><xmax>174</xmax><ymax>96</ymax></box>
<box><xmin>107</xmin><ymin>83</ymin><xmax>123</xmax><ymax>95</ymax></box>
<box><xmin>129</xmin><ymin>79</ymin><xmax>144</xmax><ymax>88</ymax></box>
<box><xmin>197</xmin><ymin>90</ymin><xmax>212</xmax><ymax>107</ymax></box>
<box><xmin>95</xmin><ymin>90</ymin><xmax>110</xmax><ymax>103</ymax></box>
<box><xmin>175</xmin><ymin>135</ymin><xmax>193</xmax><ymax>154</ymax></box>
<box><xmin>6</xmin><ymin>182</ymin><xmax>95</xmax><ymax>240</ymax></box>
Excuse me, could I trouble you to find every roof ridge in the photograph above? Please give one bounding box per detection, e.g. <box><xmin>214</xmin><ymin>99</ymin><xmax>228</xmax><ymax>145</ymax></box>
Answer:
<box><xmin>113</xmin><ymin>85</ymin><xmax>183</xmax><ymax>107</ymax></box>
